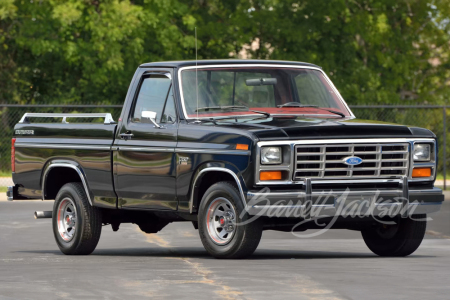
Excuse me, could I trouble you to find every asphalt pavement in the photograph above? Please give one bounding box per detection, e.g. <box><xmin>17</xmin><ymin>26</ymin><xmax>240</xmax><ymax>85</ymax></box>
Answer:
<box><xmin>0</xmin><ymin>198</ymin><xmax>449</xmax><ymax>299</ymax></box>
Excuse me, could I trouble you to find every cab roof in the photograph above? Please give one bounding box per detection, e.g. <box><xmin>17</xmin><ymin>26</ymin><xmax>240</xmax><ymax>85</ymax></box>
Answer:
<box><xmin>139</xmin><ymin>59</ymin><xmax>321</xmax><ymax>69</ymax></box>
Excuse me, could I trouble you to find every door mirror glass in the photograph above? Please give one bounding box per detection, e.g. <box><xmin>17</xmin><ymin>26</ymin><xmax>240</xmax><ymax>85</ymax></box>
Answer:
<box><xmin>142</xmin><ymin>110</ymin><xmax>157</xmax><ymax>121</ymax></box>
<box><xmin>141</xmin><ymin>111</ymin><xmax>161</xmax><ymax>128</ymax></box>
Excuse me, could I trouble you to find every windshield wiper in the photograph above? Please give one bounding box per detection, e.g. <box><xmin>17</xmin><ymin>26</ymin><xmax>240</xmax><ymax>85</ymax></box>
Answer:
<box><xmin>277</xmin><ymin>102</ymin><xmax>346</xmax><ymax>118</ymax></box>
<box><xmin>247</xmin><ymin>109</ymin><xmax>270</xmax><ymax>118</ymax></box>
<box><xmin>277</xmin><ymin>102</ymin><xmax>318</xmax><ymax>108</ymax></box>
<box><xmin>195</xmin><ymin>105</ymin><xmax>247</xmax><ymax>112</ymax></box>
<box><xmin>195</xmin><ymin>105</ymin><xmax>270</xmax><ymax>118</ymax></box>
<box><xmin>315</xmin><ymin>107</ymin><xmax>346</xmax><ymax>118</ymax></box>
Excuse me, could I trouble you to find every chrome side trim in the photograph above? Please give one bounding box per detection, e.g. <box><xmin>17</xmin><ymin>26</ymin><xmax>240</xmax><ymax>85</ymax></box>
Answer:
<box><xmin>15</xmin><ymin>143</ymin><xmax>111</xmax><ymax>151</ymax></box>
<box><xmin>189</xmin><ymin>167</ymin><xmax>246</xmax><ymax>214</ymax></box>
<box><xmin>177</xmin><ymin>64</ymin><xmax>355</xmax><ymax>119</ymax></box>
<box><xmin>19</xmin><ymin>113</ymin><xmax>115</xmax><ymax>124</ymax></box>
<box><xmin>119</xmin><ymin>146</ymin><xmax>175</xmax><ymax>153</ymax></box>
<box><xmin>175</xmin><ymin>148</ymin><xmax>251</xmax><ymax>156</ymax></box>
<box><xmin>42</xmin><ymin>163</ymin><xmax>93</xmax><ymax>205</ymax></box>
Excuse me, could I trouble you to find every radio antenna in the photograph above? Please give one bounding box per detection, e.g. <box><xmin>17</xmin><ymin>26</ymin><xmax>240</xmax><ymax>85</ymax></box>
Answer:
<box><xmin>195</xmin><ymin>27</ymin><xmax>199</xmax><ymax>121</ymax></box>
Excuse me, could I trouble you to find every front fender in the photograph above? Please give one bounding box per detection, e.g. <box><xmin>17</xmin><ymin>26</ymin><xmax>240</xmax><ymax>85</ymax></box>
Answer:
<box><xmin>189</xmin><ymin>161</ymin><xmax>248</xmax><ymax>213</ymax></box>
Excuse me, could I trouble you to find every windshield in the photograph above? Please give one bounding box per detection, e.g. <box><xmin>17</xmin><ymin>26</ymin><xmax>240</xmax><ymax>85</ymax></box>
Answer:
<box><xmin>180</xmin><ymin>66</ymin><xmax>351</xmax><ymax>119</ymax></box>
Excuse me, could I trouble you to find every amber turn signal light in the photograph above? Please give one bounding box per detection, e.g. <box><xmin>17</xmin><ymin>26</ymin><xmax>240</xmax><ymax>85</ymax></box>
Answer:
<box><xmin>412</xmin><ymin>167</ymin><xmax>432</xmax><ymax>178</ymax></box>
<box><xmin>260</xmin><ymin>171</ymin><xmax>282</xmax><ymax>181</ymax></box>
<box><xmin>236</xmin><ymin>144</ymin><xmax>249</xmax><ymax>150</ymax></box>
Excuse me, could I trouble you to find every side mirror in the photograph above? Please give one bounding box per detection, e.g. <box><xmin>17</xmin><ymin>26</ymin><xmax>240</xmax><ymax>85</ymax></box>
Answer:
<box><xmin>141</xmin><ymin>111</ymin><xmax>161</xmax><ymax>128</ymax></box>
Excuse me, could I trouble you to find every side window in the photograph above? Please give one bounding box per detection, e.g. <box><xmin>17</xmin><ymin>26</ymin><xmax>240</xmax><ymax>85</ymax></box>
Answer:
<box><xmin>161</xmin><ymin>86</ymin><xmax>176</xmax><ymax>123</ymax></box>
<box><xmin>132</xmin><ymin>75</ymin><xmax>171</xmax><ymax>123</ymax></box>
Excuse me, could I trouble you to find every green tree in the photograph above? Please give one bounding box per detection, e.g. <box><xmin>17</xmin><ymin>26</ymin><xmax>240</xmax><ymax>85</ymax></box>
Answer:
<box><xmin>232</xmin><ymin>0</ymin><xmax>450</xmax><ymax>104</ymax></box>
<box><xmin>0</xmin><ymin>0</ymin><xmax>201</xmax><ymax>105</ymax></box>
<box><xmin>1</xmin><ymin>0</ymin><xmax>450</xmax><ymax>105</ymax></box>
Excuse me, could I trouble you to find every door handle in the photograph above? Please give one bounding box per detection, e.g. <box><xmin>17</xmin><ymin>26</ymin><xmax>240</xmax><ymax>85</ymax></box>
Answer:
<box><xmin>120</xmin><ymin>132</ymin><xmax>134</xmax><ymax>140</ymax></box>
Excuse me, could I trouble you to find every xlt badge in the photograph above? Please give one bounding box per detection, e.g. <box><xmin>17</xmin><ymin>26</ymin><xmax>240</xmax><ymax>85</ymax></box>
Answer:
<box><xmin>179</xmin><ymin>156</ymin><xmax>190</xmax><ymax>165</ymax></box>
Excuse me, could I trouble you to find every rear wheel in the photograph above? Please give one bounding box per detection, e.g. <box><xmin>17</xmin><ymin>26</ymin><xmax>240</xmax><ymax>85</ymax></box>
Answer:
<box><xmin>52</xmin><ymin>183</ymin><xmax>102</xmax><ymax>255</ymax></box>
<box><xmin>198</xmin><ymin>182</ymin><xmax>262</xmax><ymax>259</ymax></box>
<box><xmin>361</xmin><ymin>214</ymin><xmax>427</xmax><ymax>257</ymax></box>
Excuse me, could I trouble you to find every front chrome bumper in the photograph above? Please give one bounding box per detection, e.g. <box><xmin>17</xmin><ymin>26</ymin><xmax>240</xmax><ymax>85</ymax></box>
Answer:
<box><xmin>245</xmin><ymin>182</ymin><xmax>443</xmax><ymax>218</ymax></box>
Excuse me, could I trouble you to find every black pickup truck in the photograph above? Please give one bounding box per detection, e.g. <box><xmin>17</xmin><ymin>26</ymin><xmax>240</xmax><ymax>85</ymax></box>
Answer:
<box><xmin>8</xmin><ymin>60</ymin><xmax>443</xmax><ymax>258</ymax></box>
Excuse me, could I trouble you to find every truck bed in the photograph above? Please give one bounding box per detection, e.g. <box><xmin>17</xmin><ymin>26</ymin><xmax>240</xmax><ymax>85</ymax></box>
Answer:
<box><xmin>13</xmin><ymin>116</ymin><xmax>117</xmax><ymax>206</ymax></box>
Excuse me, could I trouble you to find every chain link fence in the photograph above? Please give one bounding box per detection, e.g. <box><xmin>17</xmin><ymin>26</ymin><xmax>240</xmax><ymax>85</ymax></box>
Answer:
<box><xmin>1</xmin><ymin>105</ymin><xmax>448</xmax><ymax>189</ymax></box>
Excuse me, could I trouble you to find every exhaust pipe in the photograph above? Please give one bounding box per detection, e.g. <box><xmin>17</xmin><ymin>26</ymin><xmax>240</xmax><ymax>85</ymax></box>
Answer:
<box><xmin>34</xmin><ymin>211</ymin><xmax>52</xmax><ymax>219</ymax></box>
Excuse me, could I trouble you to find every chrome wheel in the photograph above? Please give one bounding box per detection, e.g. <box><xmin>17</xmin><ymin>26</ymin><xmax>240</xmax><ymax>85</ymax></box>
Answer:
<box><xmin>206</xmin><ymin>197</ymin><xmax>236</xmax><ymax>245</ymax></box>
<box><xmin>57</xmin><ymin>197</ymin><xmax>77</xmax><ymax>242</ymax></box>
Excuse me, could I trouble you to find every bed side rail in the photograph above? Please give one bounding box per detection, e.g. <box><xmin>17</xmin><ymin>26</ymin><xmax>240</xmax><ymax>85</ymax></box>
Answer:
<box><xmin>19</xmin><ymin>113</ymin><xmax>116</xmax><ymax>125</ymax></box>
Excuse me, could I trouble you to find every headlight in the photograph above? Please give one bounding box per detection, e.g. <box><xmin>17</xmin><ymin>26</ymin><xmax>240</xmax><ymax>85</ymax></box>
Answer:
<box><xmin>413</xmin><ymin>144</ymin><xmax>431</xmax><ymax>161</ymax></box>
<box><xmin>261</xmin><ymin>147</ymin><xmax>282</xmax><ymax>164</ymax></box>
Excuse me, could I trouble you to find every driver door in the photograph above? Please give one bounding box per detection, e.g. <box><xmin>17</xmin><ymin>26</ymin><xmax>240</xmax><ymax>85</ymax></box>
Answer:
<box><xmin>114</xmin><ymin>71</ymin><xmax>178</xmax><ymax>210</ymax></box>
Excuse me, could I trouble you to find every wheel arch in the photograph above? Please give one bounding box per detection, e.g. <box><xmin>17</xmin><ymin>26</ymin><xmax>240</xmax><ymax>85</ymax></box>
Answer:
<box><xmin>42</xmin><ymin>161</ymin><xmax>93</xmax><ymax>205</ymax></box>
<box><xmin>190</xmin><ymin>165</ymin><xmax>247</xmax><ymax>214</ymax></box>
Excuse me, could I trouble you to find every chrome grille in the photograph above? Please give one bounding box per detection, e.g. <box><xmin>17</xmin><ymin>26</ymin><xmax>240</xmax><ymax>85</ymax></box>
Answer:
<box><xmin>294</xmin><ymin>143</ymin><xmax>409</xmax><ymax>180</ymax></box>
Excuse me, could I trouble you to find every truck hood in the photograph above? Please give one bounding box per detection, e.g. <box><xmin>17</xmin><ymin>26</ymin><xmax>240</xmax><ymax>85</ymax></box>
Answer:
<box><xmin>215</xmin><ymin>117</ymin><xmax>435</xmax><ymax>141</ymax></box>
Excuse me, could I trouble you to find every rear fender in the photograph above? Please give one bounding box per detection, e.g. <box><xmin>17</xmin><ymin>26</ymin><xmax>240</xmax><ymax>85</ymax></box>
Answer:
<box><xmin>41</xmin><ymin>160</ymin><xmax>93</xmax><ymax>205</ymax></box>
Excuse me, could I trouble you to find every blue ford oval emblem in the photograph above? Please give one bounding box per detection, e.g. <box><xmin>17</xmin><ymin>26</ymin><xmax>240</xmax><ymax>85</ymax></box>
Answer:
<box><xmin>343</xmin><ymin>156</ymin><xmax>363</xmax><ymax>166</ymax></box>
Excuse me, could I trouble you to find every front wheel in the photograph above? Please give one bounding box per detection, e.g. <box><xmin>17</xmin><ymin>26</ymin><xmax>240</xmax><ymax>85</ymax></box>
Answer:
<box><xmin>198</xmin><ymin>182</ymin><xmax>262</xmax><ymax>259</ymax></box>
<box><xmin>52</xmin><ymin>183</ymin><xmax>102</xmax><ymax>255</ymax></box>
<box><xmin>361</xmin><ymin>214</ymin><xmax>427</xmax><ymax>257</ymax></box>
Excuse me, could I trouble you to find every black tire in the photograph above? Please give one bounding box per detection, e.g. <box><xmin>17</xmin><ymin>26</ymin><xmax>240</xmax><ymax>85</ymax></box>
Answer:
<box><xmin>198</xmin><ymin>181</ymin><xmax>262</xmax><ymax>259</ymax></box>
<box><xmin>52</xmin><ymin>183</ymin><xmax>102</xmax><ymax>255</ymax></box>
<box><xmin>361</xmin><ymin>214</ymin><xmax>427</xmax><ymax>257</ymax></box>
